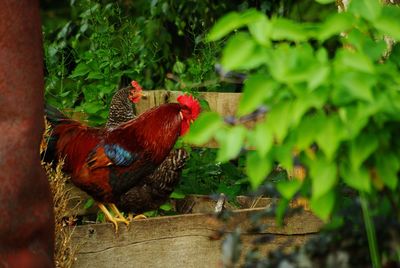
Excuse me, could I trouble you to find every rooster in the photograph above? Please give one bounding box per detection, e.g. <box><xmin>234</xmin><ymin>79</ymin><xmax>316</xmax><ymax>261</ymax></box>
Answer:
<box><xmin>44</xmin><ymin>94</ymin><xmax>200</xmax><ymax>231</ymax></box>
<box><xmin>105</xmin><ymin>82</ymin><xmax>189</xmax><ymax>214</ymax></box>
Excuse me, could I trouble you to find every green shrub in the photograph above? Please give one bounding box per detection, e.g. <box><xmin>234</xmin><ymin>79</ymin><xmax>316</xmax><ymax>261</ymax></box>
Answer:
<box><xmin>186</xmin><ymin>0</ymin><xmax>400</xmax><ymax>244</ymax></box>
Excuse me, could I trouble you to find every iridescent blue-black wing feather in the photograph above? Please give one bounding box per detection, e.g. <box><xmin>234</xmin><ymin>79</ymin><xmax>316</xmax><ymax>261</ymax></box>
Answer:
<box><xmin>104</xmin><ymin>144</ymin><xmax>137</xmax><ymax>166</ymax></box>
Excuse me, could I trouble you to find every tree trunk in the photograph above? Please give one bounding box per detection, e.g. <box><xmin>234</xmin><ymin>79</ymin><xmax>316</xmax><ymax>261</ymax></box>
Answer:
<box><xmin>0</xmin><ymin>1</ymin><xmax>55</xmax><ymax>267</ymax></box>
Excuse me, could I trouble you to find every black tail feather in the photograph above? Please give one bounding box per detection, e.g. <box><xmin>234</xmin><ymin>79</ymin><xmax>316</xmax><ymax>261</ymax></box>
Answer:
<box><xmin>42</xmin><ymin>104</ymin><xmax>68</xmax><ymax>164</ymax></box>
<box><xmin>44</xmin><ymin>103</ymin><xmax>69</xmax><ymax>127</ymax></box>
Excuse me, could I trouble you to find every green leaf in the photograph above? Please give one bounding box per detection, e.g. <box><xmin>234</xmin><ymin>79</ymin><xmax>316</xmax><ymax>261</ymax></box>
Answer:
<box><xmin>235</xmin><ymin>45</ymin><xmax>268</xmax><ymax>70</ymax></box>
<box><xmin>309</xmin><ymin>157</ymin><xmax>337</xmax><ymax>199</ymax></box>
<box><xmin>332</xmin><ymin>72</ymin><xmax>376</xmax><ymax>104</ymax></box>
<box><xmin>346</xmin><ymin>29</ymin><xmax>387</xmax><ymax>62</ymax></box>
<box><xmin>269</xmin><ymin>44</ymin><xmax>318</xmax><ymax>85</ymax></box>
<box><xmin>248</xmin><ymin>16</ymin><xmax>272</xmax><ymax>45</ymax></box>
<box><xmin>199</xmin><ymin>98</ymin><xmax>211</xmax><ymax>112</ymax></box>
<box><xmin>308</xmin><ymin>65</ymin><xmax>330</xmax><ymax>91</ymax></box>
<box><xmin>341</xmin><ymin>164</ymin><xmax>371</xmax><ymax>192</ymax></box>
<box><xmin>248</xmin><ymin>121</ymin><xmax>273</xmax><ymax>157</ymax></box>
<box><xmin>315</xmin><ymin>115</ymin><xmax>343</xmax><ymax>160</ymax></box>
<box><xmin>207</xmin><ymin>10</ymin><xmax>265</xmax><ymax>41</ymax></box>
<box><xmin>246</xmin><ymin>151</ymin><xmax>272</xmax><ymax>189</ymax></box>
<box><xmin>96</xmin><ymin>211</ymin><xmax>105</xmax><ymax>223</ymax></box>
<box><xmin>267</xmin><ymin>102</ymin><xmax>293</xmax><ymax>143</ymax></box>
<box><xmin>315</xmin><ymin>0</ymin><xmax>335</xmax><ymax>3</ymax></box>
<box><xmin>238</xmin><ymin>75</ymin><xmax>275</xmax><ymax>116</ymax></box>
<box><xmin>374</xmin><ymin>6</ymin><xmax>400</xmax><ymax>41</ymax></box>
<box><xmin>170</xmin><ymin>191</ymin><xmax>185</xmax><ymax>199</ymax></box>
<box><xmin>87</xmin><ymin>71</ymin><xmax>103</xmax><ymax>80</ymax></box>
<box><xmin>363</xmin><ymin>39</ymin><xmax>387</xmax><ymax>62</ymax></box>
<box><xmin>143</xmin><ymin>210</ymin><xmax>158</xmax><ymax>217</ymax></box>
<box><xmin>208</xmin><ymin>12</ymin><xmax>241</xmax><ymax>41</ymax></box>
<box><xmin>216</xmin><ymin>126</ymin><xmax>247</xmax><ymax>162</ymax></box>
<box><xmin>318</xmin><ymin>13</ymin><xmax>354</xmax><ymax>41</ymax></box>
<box><xmin>271</xmin><ymin>18</ymin><xmax>308</xmax><ymax>42</ymax></box>
<box><xmin>275</xmin><ymin>199</ymin><xmax>289</xmax><ymax>226</ymax></box>
<box><xmin>376</xmin><ymin>153</ymin><xmax>399</xmax><ymax>190</ymax></box>
<box><xmin>338</xmin><ymin>103</ymin><xmax>374</xmax><ymax>139</ymax></box>
<box><xmin>349</xmin><ymin>133</ymin><xmax>378</xmax><ymax>170</ymax></box>
<box><xmin>184</xmin><ymin>112</ymin><xmax>223</xmax><ymax>146</ymax></box>
<box><xmin>221</xmin><ymin>32</ymin><xmax>256</xmax><ymax>71</ymax></box>
<box><xmin>70</xmin><ymin>63</ymin><xmax>90</xmax><ymax>78</ymax></box>
<box><xmin>273</xmin><ymin>143</ymin><xmax>294</xmax><ymax>171</ymax></box>
<box><xmin>276</xmin><ymin>180</ymin><xmax>302</xmax><ymax>200</ymax></box>
<box><xmin>295</xmin><ymin>114</ymin><xmax>323</xmax><ymax>150</ymax></box>
<box><xmin>173</xmin><ymin>61</ymin><xmax>186</xmax><ymax>74</ymax></box>
<box><xmin>240</xmin><ymin>9</ymin><xmax>266</xmax><ymax>25</ymax></box>
<box><xmin>310</xmin><ymin>191</ymin><xmax>335</xmax><ymax>222</ymax></box>
<box><xmin>336</xmin><ymin>50</ymin><xmax>375</xmax><ymax>74</ymax></box>
<box><xmin>83</xmin><ymin>102</ymin><xmax>102</xmax><ymax>114</ymax></box>
<box><xmin>348</xmin><ymin>0</ymin><xmax>381</xmax><ymax>21</ymax></box>
<box><xmin>83</xmin><ymin>198</ymin><xmax>95</xmax><ymax>209</ymax></box>
<box><xmin>159</xmin><ymin>203</ymin><xmax>172</xmax><ymax>211</ymax></box>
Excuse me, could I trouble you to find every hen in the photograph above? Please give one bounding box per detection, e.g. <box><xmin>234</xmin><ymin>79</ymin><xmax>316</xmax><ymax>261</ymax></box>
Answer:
<box><xmin>44</xmin><ymin>94</ymin><xmax>200</xmax><ymax>231</ymax></box>
<box><xmin>105</xmin><ymin>82</ymin><xmax>189</xmax><ymax>214</ymax></box>
<box><xmin>106</xmin><ymin>81</ymin><xmax>143</xmax><ymax>129</ymax></box>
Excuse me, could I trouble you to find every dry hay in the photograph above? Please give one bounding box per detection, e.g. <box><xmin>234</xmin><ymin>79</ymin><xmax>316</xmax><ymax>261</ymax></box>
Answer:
<box><xmin>41</xmin><ymin>118</ymin><xmax>78</xmax><ymax>268</ymax></box>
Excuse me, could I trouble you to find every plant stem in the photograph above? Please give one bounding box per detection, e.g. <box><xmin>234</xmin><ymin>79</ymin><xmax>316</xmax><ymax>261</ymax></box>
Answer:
<box><xmin>360</xmin><ymin>192</ymin><xmax>381</xmax><ymax>268</ymax></box>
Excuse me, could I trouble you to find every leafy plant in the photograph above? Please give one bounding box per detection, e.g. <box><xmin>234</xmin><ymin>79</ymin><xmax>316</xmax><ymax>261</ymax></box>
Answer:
<box><xmin>43</xmin><ymin>0</ymin><xmax>155</xmax><ymax>125</ymax></box>
<box><xmin>185</xmin><ymin>0</ymin><xmax>400</xmax><ymax>265</ymax></box>
<box><xmin>176</xmin><ymin>148</ymin><xmax>249</xmax><ymax>200</ymax></box>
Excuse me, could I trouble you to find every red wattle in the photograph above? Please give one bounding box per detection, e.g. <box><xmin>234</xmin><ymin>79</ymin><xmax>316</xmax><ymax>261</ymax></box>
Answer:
<box><xmin>180</xmin><ymin>120</ymin><xmax>190</xmax><ymax>135</ymax></box>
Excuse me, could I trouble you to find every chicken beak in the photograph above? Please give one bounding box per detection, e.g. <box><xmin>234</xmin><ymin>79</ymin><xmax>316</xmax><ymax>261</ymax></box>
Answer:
<box><xmin>179</xmin><ymin>111</ymin><xmax>183</xmax><ymax>120</ymax></box>
<box><xmin>138</xmin><ymin>91</ymin><xmax>147</xmax><ymax>98</ymax></box>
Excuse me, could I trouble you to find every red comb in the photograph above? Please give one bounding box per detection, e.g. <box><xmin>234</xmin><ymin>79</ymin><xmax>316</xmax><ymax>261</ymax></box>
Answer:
<box><xmin>131</xmin><ymin>80</ymin><xmax>142</xmax><ymax>91</ymax></box>
<box><xmin>177</xmin><ymin>94</ymin><xmax>201</xmax><ymax>118</ymax></box>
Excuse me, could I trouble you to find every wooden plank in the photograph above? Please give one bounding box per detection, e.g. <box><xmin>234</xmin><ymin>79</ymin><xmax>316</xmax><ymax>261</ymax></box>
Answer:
<box><xmin>71</xmin><ymin>207</ymin><xmax>322</xmax><ymax>268</ymax></box>
<box><xmin>136</xmin><ymin>90</ymin><xmax>242</xmax><ymax>117</ymax></box>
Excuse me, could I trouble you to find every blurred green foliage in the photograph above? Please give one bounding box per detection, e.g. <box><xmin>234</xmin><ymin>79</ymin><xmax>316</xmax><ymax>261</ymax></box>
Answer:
<box><xmin>186</xmin><ymin>0</ymin><xmax>400</xmax><ymax>224</ymax></box>
<box><xmin>187</xmin><ymin>1</ymin><xmax>400</xmax><ymax>265</ymax></box>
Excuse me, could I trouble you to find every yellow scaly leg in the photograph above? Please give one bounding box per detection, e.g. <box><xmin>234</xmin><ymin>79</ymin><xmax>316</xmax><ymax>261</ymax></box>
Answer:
<box><xmin>98</xmin><ymin>203</ymin><xmax>119</xmax><ymax>233</ymax></box>
<box><xmin>109</xmin><ymin>203</ymin><xmax>130</xmax><ymax>226</ymax></box>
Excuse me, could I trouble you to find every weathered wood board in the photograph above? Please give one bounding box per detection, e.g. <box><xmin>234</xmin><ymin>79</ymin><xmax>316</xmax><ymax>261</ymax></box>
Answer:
<box><xmin>71</xmin><ymin>206</ymin><xmax>322</xmax><ymax>268</ymax></box>
<box><xmin>136</xmin><ymin>90</ymin><xmax>242</xmax><ymax>116</ymax></box>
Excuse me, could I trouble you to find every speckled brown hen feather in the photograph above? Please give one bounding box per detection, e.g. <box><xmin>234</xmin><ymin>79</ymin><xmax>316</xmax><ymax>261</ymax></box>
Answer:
<box><xmin>116</xmin><ymin>148</ymin><xmax>188</xmax><ymax>213</ymax></box>
<box><xmin>106</xmin><ymin>85</ymin><xmax>136</xmax><ymax>129</ymax></box>
<box><xmin>107</xmin><ymin>86</ymin><xmax>189</xmax><ymax>213</ymax></box>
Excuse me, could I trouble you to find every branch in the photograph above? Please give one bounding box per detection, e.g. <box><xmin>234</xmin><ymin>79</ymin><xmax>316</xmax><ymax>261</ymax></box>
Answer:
<box><xmin>224</xmin><ymin>105</ymin><xmax>269</xmax><ymax>126</ymax></box>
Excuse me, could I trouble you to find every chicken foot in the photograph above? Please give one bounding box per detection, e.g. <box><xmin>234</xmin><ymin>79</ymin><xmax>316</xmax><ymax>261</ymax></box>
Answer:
<box><xmin>98</xmin><ymin>203</ymin><xmax>129</xmax><ymax>233</ymax></box>
<box><xmin>128</xmin><ymin>213</ymin><xmax>147</xmax><ymax>221</ymax></box>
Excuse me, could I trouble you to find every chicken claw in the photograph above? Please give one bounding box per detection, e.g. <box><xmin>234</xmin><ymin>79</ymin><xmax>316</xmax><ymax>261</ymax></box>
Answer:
<box><xmin>98</xmin><ymin>203</ymin><xmax>129</xmax><ymax>233</ymax></box>
<box><xmin>128</xmin><ymin>213</ymin><xmax>147</xmax><ymax>221</ymax></box>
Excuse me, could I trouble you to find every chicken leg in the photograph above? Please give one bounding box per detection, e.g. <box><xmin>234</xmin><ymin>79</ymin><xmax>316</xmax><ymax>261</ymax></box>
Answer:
<box><xmin>98</xmin><ymin>203</ymin><xmax>129</xmax><ymax>233</ymax></box>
